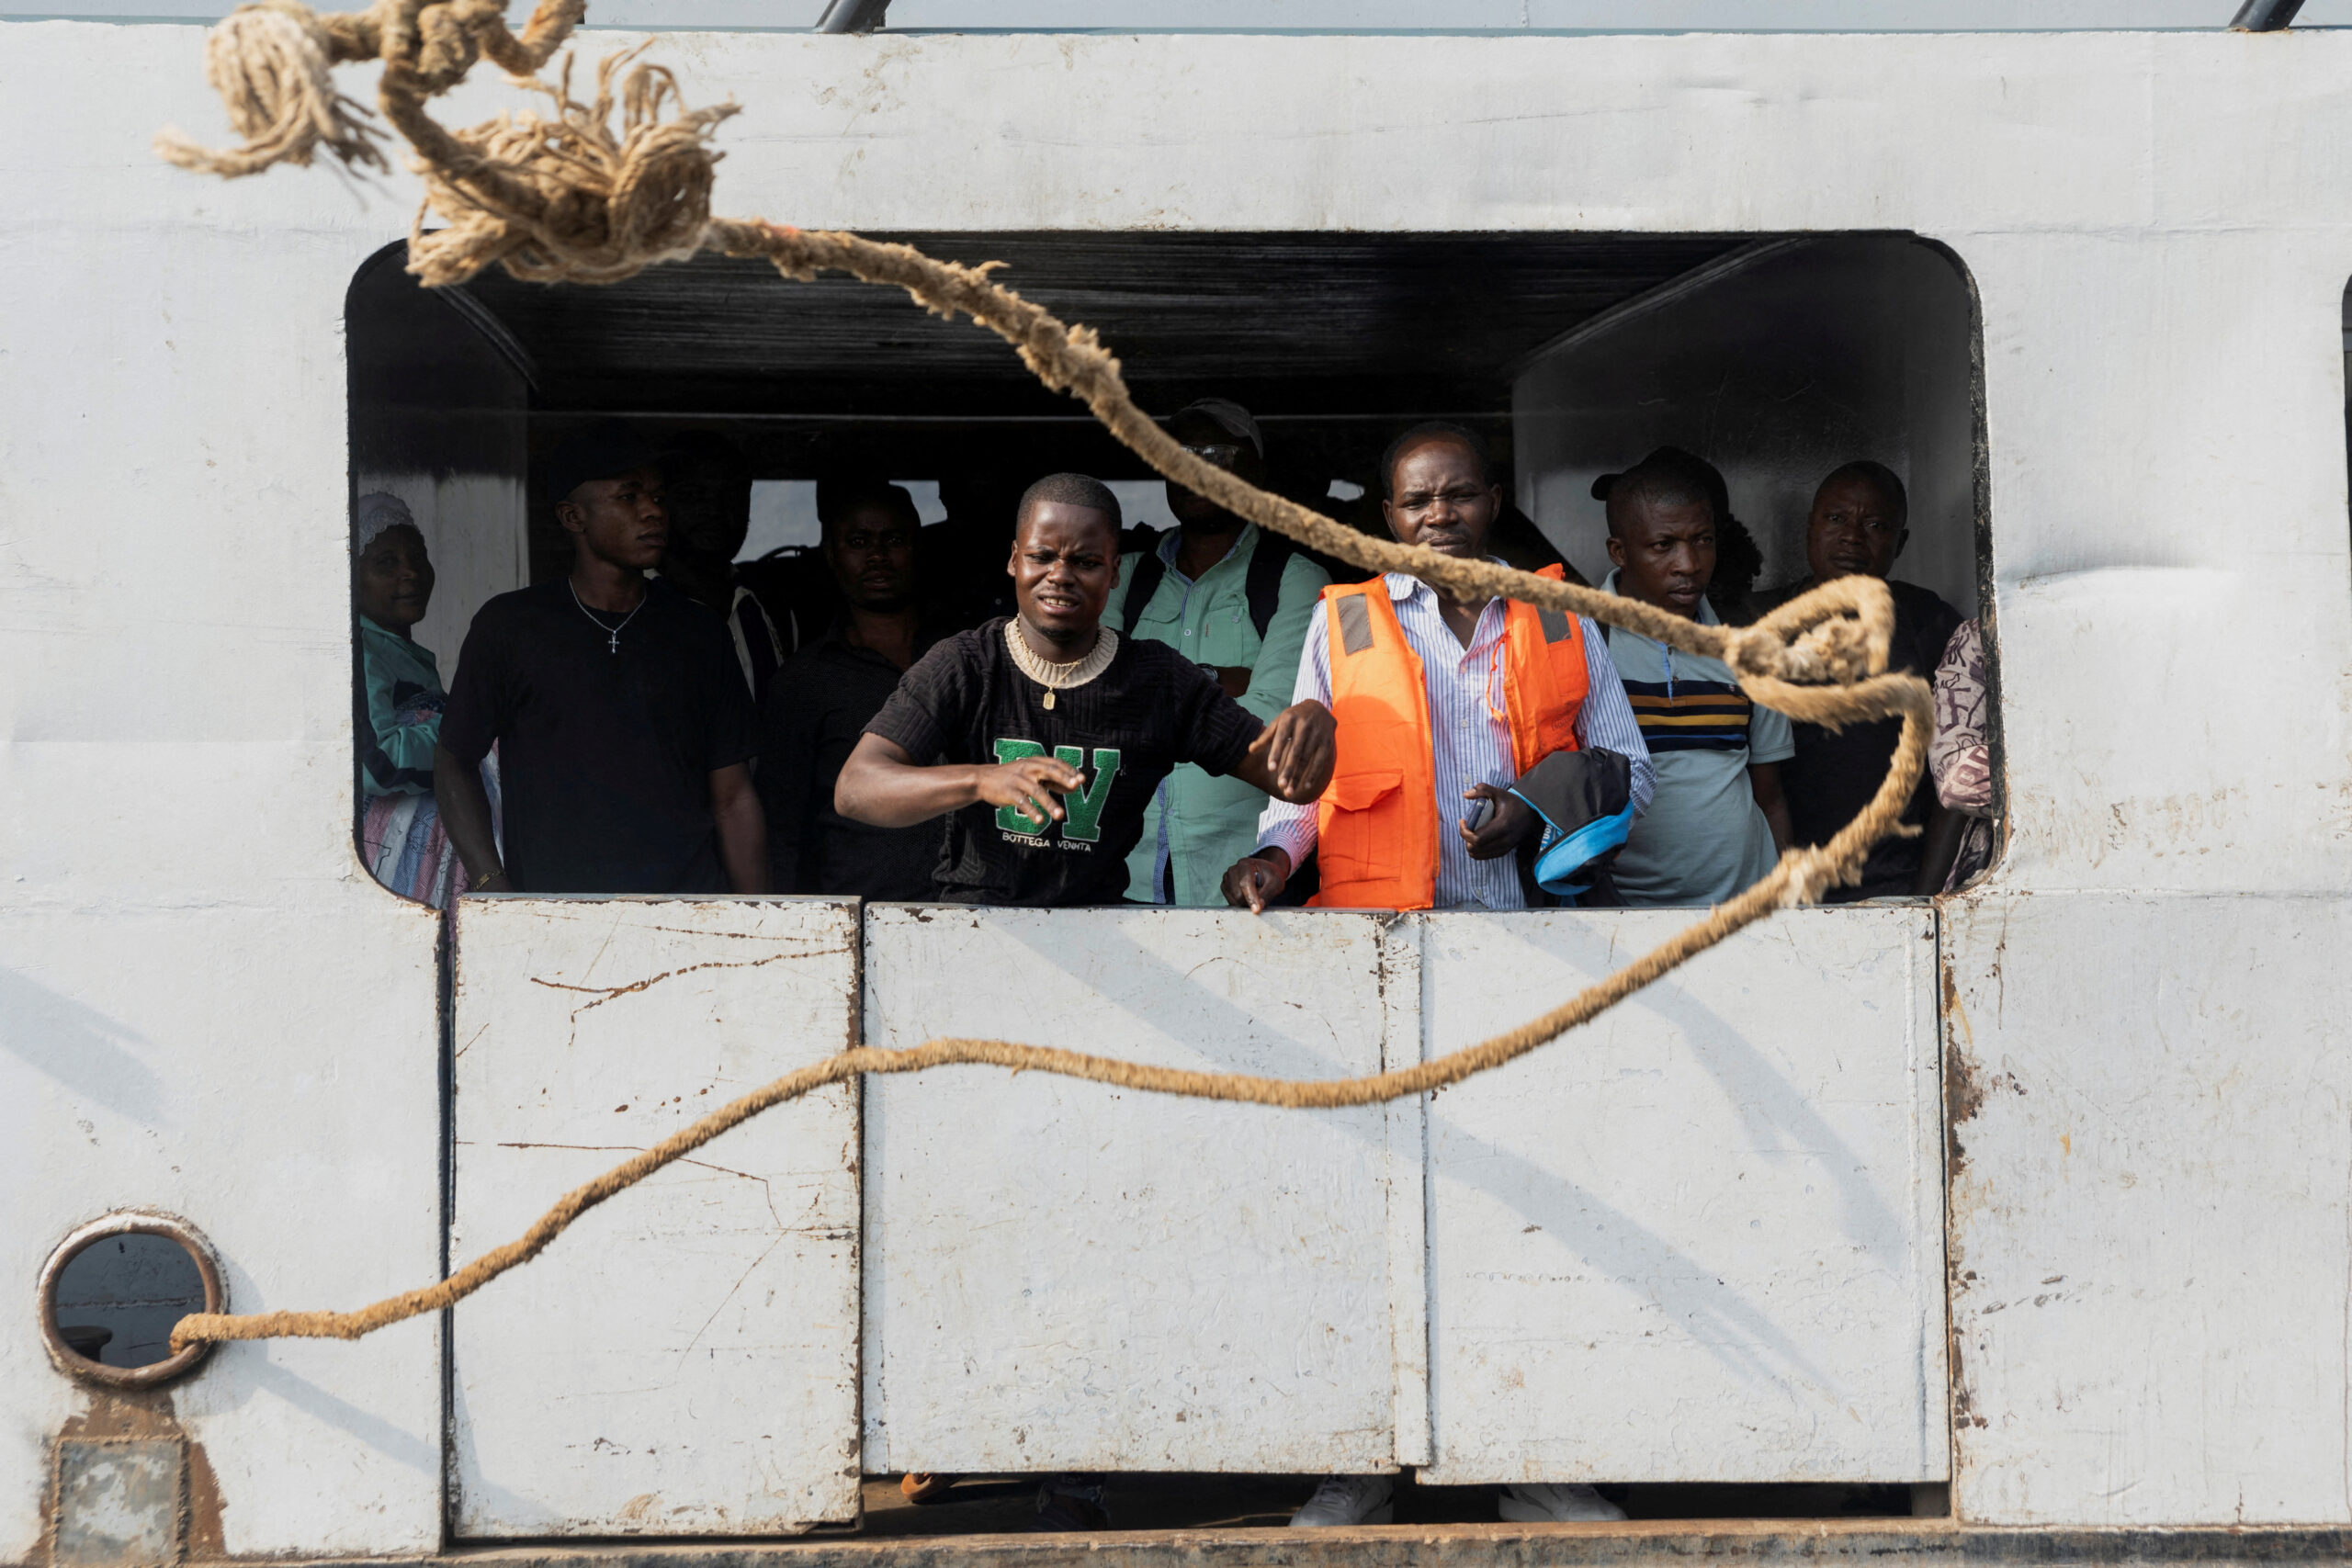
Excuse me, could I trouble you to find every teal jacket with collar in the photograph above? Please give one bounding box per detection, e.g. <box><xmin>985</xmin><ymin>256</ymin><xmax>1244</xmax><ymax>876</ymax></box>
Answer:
<box><xmin>1106</xmin><ymin>523</ymin><xmax>1329</xmax><ymax>905</ymax></box>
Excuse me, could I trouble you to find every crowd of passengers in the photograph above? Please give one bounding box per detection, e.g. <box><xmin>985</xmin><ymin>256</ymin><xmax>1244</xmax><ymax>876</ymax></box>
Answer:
<box><xmin>356</xmin><ymin>400</ymin><xmax>1995</xmax><ymax>924</ymax></box>
<box><xmin>354</xmin><ymin>402</ymin><xmax>1996</xmax><ymax>1530</ymax></box>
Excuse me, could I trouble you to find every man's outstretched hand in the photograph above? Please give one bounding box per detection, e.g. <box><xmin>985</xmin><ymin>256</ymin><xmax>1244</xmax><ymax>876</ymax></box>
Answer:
<box><xmin>837</xmin><ymin>732</ymin><xmax>1088</xmax><ymax>832</ymax></box>
<box><xmin>1221</xmin><ymin>846</ymin><xmax>1293</xmax><ymax>914</ymax></box>
<box><xmin>1235</xmin><ymin>699</ymin><xmax>1336</xmax><ymax>804</ymax></box>
<box><xmin>975</xmin><ymin>751</ymin><xmax>1086</xmax><ymax>829</ymax></box>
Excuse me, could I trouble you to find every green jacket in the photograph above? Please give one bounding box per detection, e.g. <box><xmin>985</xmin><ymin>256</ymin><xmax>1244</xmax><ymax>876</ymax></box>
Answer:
<box><xmin>357</xmin><ymin>615</ymin><xmax>446</xmax><ymax>797</ymax></box>
<box><xmin>1107</xmin><ymin>525</ymin><xmax>1329</xmax><ymax>905</ymax></box>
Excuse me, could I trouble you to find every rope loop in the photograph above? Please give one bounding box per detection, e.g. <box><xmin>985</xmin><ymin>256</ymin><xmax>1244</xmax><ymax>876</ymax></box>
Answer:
<box><xmin>406</xmin><ymin>45</ymin><xmax>737</xmax><ymax>288</ymax></box>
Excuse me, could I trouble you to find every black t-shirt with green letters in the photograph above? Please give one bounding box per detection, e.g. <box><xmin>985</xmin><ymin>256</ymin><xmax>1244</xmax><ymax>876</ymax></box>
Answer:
<box><xmin>865</xmin><ymin>618</ymin><xmax>1261</xmax><ymax>906</ymax></box>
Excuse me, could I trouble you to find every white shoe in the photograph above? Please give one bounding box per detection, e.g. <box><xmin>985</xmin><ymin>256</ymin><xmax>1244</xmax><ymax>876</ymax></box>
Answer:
<box><xmin>1288</xmin><ymin>1473</ymin><xmax>1396</xmax><ymax>1527</ymax></box>
<box><xmin>1498</xmin><ymin>1482</ymin><xmax>1627</xmax><ymax>1523</ymax></box>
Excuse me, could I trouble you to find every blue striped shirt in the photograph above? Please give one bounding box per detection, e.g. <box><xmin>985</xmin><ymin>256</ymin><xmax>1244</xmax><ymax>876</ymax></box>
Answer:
<box><xmin>1258</xmin><ymin>571</ymin><xmax>1654</xmax><ymax>910</ymax></box>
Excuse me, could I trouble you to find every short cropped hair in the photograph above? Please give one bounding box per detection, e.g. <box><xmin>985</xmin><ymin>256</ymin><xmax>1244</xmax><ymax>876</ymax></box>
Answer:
<box><xmin>1605</xmin><ymin>446</ymin><xmax>1722</xmax><ymax>537</ymax></box>
<box><xmin>817</xmin><ymin>478</ymin><xmax>920</xmax><ymax>536</ymax></box>
<box><xmin>1379</xmin><ymin>421</ymin><xmax>1492</xmax><ymax>500</ymax></box>
<box><xmin>1016</xmin><ymin>472</ymin><xmax>1123</xmax><ymax>536</ymax></box>
<box><xmin>1819</xmin><ymin>459</ymin><xmax>1908</xmax><ymax>525</ymax></box>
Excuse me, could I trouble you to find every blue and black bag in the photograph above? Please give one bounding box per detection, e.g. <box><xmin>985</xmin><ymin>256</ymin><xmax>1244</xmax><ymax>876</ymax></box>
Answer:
<box><xmin>1507</xmin><ymin>749</ymin><xmax>1637</xmax><ymax>898</ymax></box>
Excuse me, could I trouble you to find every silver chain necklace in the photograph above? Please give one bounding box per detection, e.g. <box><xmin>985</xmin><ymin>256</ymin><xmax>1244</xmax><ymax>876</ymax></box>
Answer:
<box><xmin>569</xmin><ymin>580</ymin><xmax>647</xmax><ymax>655</ymax></box>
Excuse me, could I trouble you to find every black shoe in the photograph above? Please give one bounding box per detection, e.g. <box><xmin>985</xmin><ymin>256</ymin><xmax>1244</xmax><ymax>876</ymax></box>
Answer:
<box><xmin>1027</xmin><ymin>1475</ymin><xmax>1110</xmax><ymax>1532</ymax></box>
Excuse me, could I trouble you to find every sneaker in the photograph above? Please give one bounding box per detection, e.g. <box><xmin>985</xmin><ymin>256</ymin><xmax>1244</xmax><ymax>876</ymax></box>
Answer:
<box><xmin>1498</xmin><ymin>1482</ymin><xmax>1627</xmax><ymax>1523</ymax></box>
<box><xmin>1288</xmin><ymin>1473</ymin><xmax>1396</xmax><ymax>1527</ymax></box>
<box><xmin>1027</xmin><ymin>1474</ymin><xmax>1111</xmax><ymax>1532</ymax></box>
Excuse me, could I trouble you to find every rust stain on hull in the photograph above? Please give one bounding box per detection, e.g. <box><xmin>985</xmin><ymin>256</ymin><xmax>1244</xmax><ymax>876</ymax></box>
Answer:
<box><xmin>44</xmin><ymin>1383</ymin><xmax>226</xmax><ymax>1562</ymax></box>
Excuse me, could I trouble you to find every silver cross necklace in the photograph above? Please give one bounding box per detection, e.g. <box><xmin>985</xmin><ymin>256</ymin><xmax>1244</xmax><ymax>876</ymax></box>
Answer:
<box><xmin>568</xmin><ymin>579</ymin><xmax>647</xmax><ymax>654</ymax></box>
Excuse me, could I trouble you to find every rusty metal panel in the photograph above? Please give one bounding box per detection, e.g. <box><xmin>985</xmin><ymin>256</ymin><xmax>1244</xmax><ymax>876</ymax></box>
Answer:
<box><xmin>51</xmin><ymin>1439</ymin><xmax>183</xmax><ymax>1568</ymax></box>
<box><xmin>449</xmin><ymin>897</ymin><xmax>861</xmax><ymax>1537</ymax></box>
<box><xmin>860</xmin><ymin>907</ymin><xmax>1409</xmax><ymax>1475</ymax></box>
<box><xmin>1416</xmin><ymin>908</ymin><xmax>1946</xmax><ymax>1484</ymax></box>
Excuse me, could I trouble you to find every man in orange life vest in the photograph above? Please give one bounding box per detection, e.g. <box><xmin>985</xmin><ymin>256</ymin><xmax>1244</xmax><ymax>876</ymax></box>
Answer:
<box><xmin>1221</xmin><ymin>422</ymin><xmax>1654</xmax><ymax>919</ymax></box>
<box><xmin>1227</xmin><ymin>424</ymin><xmax>1653</xmax><ymax>1529</ymax></box>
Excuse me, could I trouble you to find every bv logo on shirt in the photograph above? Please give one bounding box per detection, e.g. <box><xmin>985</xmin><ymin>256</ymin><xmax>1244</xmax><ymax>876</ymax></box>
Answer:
<box><xmin>993</xmin><ymin>739</ymin><xmax>1122</xmax><ymax>842</ymax></box>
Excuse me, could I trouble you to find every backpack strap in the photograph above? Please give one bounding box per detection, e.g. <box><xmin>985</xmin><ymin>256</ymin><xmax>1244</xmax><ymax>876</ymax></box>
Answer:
<box><xmin>1119</xmin><ymin>540</ymin><xmax>1169</xmax><ymax>637</ymax></box>
<box><xmin>1244</xmin><ymin>528</ymin><xmax>1295</xmax><ymax>640</ymax></box>
<box><xmin>1125</xmin><ymin>526</ymin><xmax>1292</xmax><ymax>639</ymax></box>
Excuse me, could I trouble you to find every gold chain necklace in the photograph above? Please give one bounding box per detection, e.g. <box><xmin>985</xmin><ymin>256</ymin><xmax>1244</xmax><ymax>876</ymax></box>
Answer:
<box><xmin>1003</xmin><ymin>620</ymin><xmax>1118</xmax><ymax>710</ymax></box>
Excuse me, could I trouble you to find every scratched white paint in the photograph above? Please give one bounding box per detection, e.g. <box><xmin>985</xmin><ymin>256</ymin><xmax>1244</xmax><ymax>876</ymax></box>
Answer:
<box><xmin>1415</xmin><ymin>909</ymin><xmax>1946</xmax><ymax>1485</ymax></box>
<box><xmin>0</xmin><ymin>905</ymin><xmax>445</xmax><ymax>1560</ymax></box>
<box><xmin>448</xmin><ymin>897</ymin><xmax>860</xmax><ymax>1536</ymax></box>
<box><xmin>861</xmin><ymin>907</ymin><xmax>1411</xmax><ymax>1474</ymax></box>
<box><xmin>8</xmin><ymin>17</ymin><xmax>2352</xmax><ymax>1550</ymax></box>
<box><xmin>1943</xmin><ymin>893</ymin><xmax>2352</xmax><ymax>1526</ymax></box>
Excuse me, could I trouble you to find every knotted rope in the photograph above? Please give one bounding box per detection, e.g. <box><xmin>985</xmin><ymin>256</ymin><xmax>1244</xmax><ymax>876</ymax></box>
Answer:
<box><xmin>159</xmin><ymin>1</ymin><xmax>1936</xmax><ymax>1353</ymax></box>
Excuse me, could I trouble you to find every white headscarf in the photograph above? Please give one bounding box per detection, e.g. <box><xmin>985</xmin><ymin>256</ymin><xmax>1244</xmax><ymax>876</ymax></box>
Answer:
<box><xmin>354</xmin><ymin>491</ymin><xmax>421</xmax><ymax>553</ymax></box>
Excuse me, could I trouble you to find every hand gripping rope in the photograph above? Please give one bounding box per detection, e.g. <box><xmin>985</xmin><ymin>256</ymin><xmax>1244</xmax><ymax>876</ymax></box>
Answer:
<box><xmin>154</xmin><ymin>0</ymin><xmax>1936</xmax><ymax>1353</ymax></box>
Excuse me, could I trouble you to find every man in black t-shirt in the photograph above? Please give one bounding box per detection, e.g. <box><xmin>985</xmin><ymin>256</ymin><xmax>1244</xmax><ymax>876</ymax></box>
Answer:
<box><xmin>839</xmin><ymin>472</ymin><xmax>1336</xmax><ymax>908</ymax></box>
<box><xmin>759</xmin><ymin>481</ymin><xmax>941</xmax><ymax>899</ymax></box>
<box><xmin>1748</xmin><ymin>460</ymin><xmax>1964</xmax><ymax>899</ymax></box>
<box><xmin>435</xmin><ymin>422</ymin><xmax>768</xmax><ymax>896</ymax></box>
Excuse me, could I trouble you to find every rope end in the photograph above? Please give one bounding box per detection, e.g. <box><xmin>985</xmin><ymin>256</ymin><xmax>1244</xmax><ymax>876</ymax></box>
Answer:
<box><xmin>156</xmin><ymin>1</ymin><xmax>390</xmax><ymax>182</ymax></box>
<box><xmin>167</xmin><ymin>1313</ymin><xmax>220</xmax><ymax>1353</ymax></box>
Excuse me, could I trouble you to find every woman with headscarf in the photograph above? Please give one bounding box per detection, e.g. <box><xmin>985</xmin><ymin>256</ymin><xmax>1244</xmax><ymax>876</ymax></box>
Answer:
<box><xmin>354</xmin><ymin>492</ymin><xmax>495</xmax><ymax>906</ymax></box>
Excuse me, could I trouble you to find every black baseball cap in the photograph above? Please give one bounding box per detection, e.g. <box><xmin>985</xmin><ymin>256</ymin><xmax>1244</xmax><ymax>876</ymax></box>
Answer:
<box><xmin>547</xmin><ymin>419</ymin><xmax>662</xmax><ymax>504</ymax></box>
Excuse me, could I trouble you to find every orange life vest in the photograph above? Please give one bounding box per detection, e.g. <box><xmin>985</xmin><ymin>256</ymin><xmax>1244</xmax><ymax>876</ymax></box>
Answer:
<box><xmin>1309</xmin><ymin>564</ymin><xmax>1589</xmax><ymax>910</ymax></box>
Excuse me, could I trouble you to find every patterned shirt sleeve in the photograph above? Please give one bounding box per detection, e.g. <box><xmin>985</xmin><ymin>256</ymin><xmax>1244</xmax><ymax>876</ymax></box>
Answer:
<box><xmin>1928</xmin><ymin>619</ymin><xmax>1992</xmax><ymax>815</ymax></box>
<box><xmin>1573</xmin><ymin>617</ymin><xmax>1656</xmax><ymax>818</ymax></box>
<box><xmin>1254</xmin><ymin>598</ymin><xmax>1331</xmax><ymax>869</ymax></box>
<box><xmin>359</xmin><ymin>634</ymin><xmax>444</xmax><ymax>794</ymax></box>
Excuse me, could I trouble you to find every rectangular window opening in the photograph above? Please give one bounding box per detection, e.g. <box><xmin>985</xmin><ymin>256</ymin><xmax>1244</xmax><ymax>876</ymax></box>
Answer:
<box><xmin>347</xmin><ymin>230</ymin><xmax>1996</xmax><ymax>912</ymax></box>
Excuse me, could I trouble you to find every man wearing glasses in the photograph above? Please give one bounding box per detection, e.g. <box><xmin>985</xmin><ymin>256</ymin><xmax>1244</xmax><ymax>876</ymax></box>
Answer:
<box><xmin>1107</xmin><ymin>399</ymin><xmax>1332</xmax><ymax>905</ymax></box>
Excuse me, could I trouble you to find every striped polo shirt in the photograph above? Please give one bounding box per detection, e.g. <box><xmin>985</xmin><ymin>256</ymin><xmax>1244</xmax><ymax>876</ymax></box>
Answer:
<box><xmin>1600</xmin><ymin>569</ymin><xmax>1793</xmax><ymax>908</ymax></box>
<box><xmin>1623</xmin><ymin>671</ymin><xmax>1757</xmax><ymax>753</ymax></box>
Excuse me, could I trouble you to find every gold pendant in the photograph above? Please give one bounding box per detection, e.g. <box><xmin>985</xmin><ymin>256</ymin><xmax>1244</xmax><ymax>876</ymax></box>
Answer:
<box><xmin>1043</xmin><ymin>690</ymin><xmax>1057</xmax><ymax>709</ymax></box>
